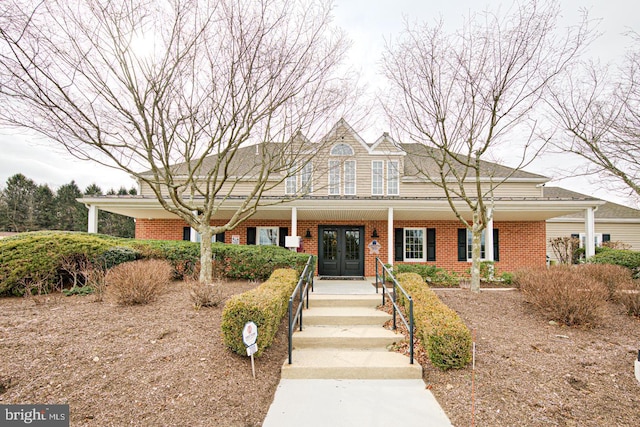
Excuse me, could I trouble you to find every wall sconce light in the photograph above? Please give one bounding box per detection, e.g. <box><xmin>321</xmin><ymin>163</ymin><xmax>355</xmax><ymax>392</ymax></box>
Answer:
<box><xmin>371</xmin><ymin>228</ymin><xmax>379</xmax><ymax>238</ymax></box>
<box><xmin>305</xmin><ymin>229</ymin><xmax>312</xmax><ymax>238</ymax></box>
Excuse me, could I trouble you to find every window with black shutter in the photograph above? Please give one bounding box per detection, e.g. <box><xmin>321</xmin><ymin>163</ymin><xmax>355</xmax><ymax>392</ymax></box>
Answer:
<box><xmin>426</xmin><ymin>228</ymin><xmax>436</xmax><ymax>261</ymax></box>
<box><xmin>279</xmin><ymin>227</ymin><xmax>288</xmax><ymax>247</ymax></box>
<box><xmin>247</xmin><ymin>227</ymin><xmax>256</xmax><ymax>245</ymax></box>
<box><xmin>457</xmin><ymin>229</ymin><xmax>467</xmax><ymax>261</ymax></box>
<box><xmin>182</xmin><ymin>226</ymin><xmax>191</xmax><ymax>241</ymax></box>
<box><xmin>394</xmin><ymin>228</ymin><xmax>404</xmax><ymax>261</ymax></box>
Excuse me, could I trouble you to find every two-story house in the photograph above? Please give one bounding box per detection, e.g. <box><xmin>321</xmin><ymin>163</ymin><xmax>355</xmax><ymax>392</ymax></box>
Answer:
<box><xmin>80</xmin><ymin>119</ymin><xmax>605</xmax><ymax>277</ymax></box>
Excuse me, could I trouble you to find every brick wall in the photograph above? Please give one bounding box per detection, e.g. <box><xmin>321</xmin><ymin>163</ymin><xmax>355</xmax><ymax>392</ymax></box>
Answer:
<box><xmin>136</xmin><ymin>218</ymin><xmax>547</xmax><ymax>276</ymax></box>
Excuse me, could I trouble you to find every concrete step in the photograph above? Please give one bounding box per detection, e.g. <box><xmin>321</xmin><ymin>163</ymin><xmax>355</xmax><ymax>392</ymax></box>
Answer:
<box><xmin>303</xmin><ymin>307</ymin><xmax>391</xmax><ymax>326</ymax></box>
<box><xmin>281</xmin><ymin>349</ymin><xmax>423</xmax><ymax>379</ymax></box>
<box><xmin>309</xmin><ymin>294</ymin><xmax>382</xmax><ymax>308</ymax></box>
<box><xmin>292</xmin><ymin>325</ymin><xmax>403</xmax><ymax>349</ymax></box>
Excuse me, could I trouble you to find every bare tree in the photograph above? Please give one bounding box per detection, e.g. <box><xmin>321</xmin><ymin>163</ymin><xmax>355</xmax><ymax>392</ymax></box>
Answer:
<box><xmin>0</xmin><ymin>0</ymin><xmax>354</xmax><ymax>282</ymax></box>
<box><xmin>548</xmin><ymin>35</ymin><xmax>640</xmax><ymax>201</ymax></box>
<box><xmin>382</xmin><ymin>0</ymin><xmax>591</xmax><ymax>292</ymax></box>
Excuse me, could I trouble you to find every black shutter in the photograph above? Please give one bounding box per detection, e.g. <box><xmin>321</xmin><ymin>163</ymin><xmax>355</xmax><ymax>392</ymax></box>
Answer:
<box><xmin>182</xmin><ymin>227</ymin><xmax>191</xmax><ymax>241</ymax></box>
<box><xmin>493</xmin><ymin>229</ymin><xmax>499</xmax><ymax>262</ymax></box>
<box><xmin>602</xmin><ymin>234</ymin><xmax>611</xmax><ymax>242</ymax></box>
<box><xmin>426</xmin><ymin>228</ymin><xmax>436</xmax><ymax>261</ymax></box>
<box><xmin>247</xmin><ymin>227</ymin><xmax>256</xmax><ymax>245</ymax></box>
<box><xmin>394</xmin><ymin>228</ymin><xmax>404</xmax><ymax>262</ymax></box>
<box><xmin>215</xmin><ymin>232</ymin><xmax>225</xmax><ymax>243</ymax></box>
<box><xmin>458</xmin><ymin>229</ymin><xmax>467</xmax><ymax>261</ymax></box>
<box><xmin>279</xmin><ymin>227</ymin><xmax>288</xmax><ymax>247</ymax></box>
<box><xmin>570</xmin><ymin>233</ymin><xmax>579</xmax><ymax>239</ymax></box>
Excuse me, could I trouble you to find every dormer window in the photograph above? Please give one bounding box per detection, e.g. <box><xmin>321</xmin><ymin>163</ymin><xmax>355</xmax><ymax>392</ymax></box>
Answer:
<box><xmin>330</xmin><ymin>143</ymin><xmax>354</xmax><ymax>156</ymax></box>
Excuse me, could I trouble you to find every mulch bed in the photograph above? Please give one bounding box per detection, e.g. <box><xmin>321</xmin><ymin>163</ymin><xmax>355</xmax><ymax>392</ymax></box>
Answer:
<box><xmin>1</xmin><ymin>283</ymin><xmax>639</xmax><ymax>426</ymax></box>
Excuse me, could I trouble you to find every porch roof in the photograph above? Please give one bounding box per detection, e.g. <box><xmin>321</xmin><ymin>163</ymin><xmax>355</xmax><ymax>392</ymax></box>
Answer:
<box><xmin>79</xmin><ymin>194</ymin><xmax>604</xmax><ymax>222</ymax></box>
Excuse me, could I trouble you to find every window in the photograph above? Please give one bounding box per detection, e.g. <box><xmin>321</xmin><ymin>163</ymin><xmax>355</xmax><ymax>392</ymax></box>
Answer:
<box><xmin>387</xmin><ymin>160</ymin><xmax>399</xmax><ymax>195</ymax></box>
<box><xmin>372</xmin><ymin>161</ymin><xmax>384</xmax><ymax>195</ymax></box>
<box><xmin>301</xmin><ymin>161</ymin><xmax>313</xmax><ymax>192</ymax></box>
<box><xmin>404</xmin><ymin>228</ymin><xmax>425</xmax><ymax>261</ymax></box>
<box><xmin>285</xmin><ymin>173</ymin><xmax>297</xmax><ymax>195</ymax></box>
<box><xmin>576</xmin><ymin>233</ymin><xmax>607</xmax><ymax>248</ymax></box>
<box><xmin>458</xmin><ymin>228</ymin><xmax>499</xmax><ymax>261</ymax></box>
<box><xmin>257</xmin><ymin>227</ymin><xmax>279</xmax><ymax>246</ymax></box>
<box><xmin>344</xmin><ymin>160</ymin><xmax>356</xmax><ymax>195</ymax></box>
<box><xmin>328</xmin><ymin>160</ymin><xmax>340</xmax><ymax>195</ymax></box>
<box><xmin>330</xmin><ymin>143</ymin><xmax>354</xmax><ymax>156</ymax></box>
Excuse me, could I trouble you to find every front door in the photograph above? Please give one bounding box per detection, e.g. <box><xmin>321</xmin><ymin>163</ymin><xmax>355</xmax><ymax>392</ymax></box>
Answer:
<box><xmin>318</xmin><ymin>226</ymin><xmax>364</xmax><ymax>277</ymax></box>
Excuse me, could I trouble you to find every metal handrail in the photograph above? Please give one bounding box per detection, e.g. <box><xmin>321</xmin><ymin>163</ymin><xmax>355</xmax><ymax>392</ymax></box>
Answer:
<box><xmin>287</xmin><ymin>255</ymin><xmax>316</xmax><ymax>364</ymax></box>
<box><xmin>375</xmin><ymin>257</ymin><xmax>414</xmax><ymax>364</ymax></box>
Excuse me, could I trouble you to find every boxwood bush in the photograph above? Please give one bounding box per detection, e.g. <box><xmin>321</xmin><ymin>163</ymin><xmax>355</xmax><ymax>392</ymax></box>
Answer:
<box><xmin>221</xmin><ymin>268</ymin><xmax>299</xmax><ymax>357</ymax></box>
<box><xmin>396</xmin><ymin>272</ymin><xmax>472</xmax><ymax>370</ymax></box>
<box><xmin>394</xmin><ymin>264</ymin><xmax>459</xmax><ymax>287</ymax></box>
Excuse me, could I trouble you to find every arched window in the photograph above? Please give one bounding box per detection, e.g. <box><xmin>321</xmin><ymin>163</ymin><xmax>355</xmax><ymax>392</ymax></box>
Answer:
<box><xmin>330</xmin><ymin>143</ymin><xmax>354</xmax><ymax>156</ymax></box>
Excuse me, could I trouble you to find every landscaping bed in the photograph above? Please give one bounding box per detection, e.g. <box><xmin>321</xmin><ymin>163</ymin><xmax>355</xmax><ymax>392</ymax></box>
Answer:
<box><xmin>0</xmin><ymin>280</ymin><xmax>287</xmax><ymax>426</ymax></box>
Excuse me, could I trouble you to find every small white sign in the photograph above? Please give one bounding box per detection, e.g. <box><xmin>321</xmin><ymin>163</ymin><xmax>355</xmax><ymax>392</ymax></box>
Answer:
<box><xmin>246</xmin><ymin>343</ymin><xmax>258</xmax><ymax>356</ymax></box>
<box><xmin>232</xmin><ymin>235</ymin><xmax>240</xmax><ymax>245</ymax></box>
<box><xmin>242</xmin><ymin>321</ymin><xmax>258</xmax><ymax>346</ymax></box>
<box><xmin>285</xmin><ymin>236</ymin><xmax>301</xmax><ymax>248</ymax></box>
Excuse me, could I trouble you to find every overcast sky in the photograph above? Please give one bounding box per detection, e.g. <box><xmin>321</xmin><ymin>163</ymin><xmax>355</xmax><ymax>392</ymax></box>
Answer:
<box><xmin>1</xmin><ymin>0</ymin><xmax>639</xmax><ymax>205</ymax></box>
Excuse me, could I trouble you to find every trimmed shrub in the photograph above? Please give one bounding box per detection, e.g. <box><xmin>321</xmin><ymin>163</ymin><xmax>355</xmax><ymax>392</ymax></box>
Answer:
<box><xmin>394</xmin><ymin>264</ymin><xmax>459</xmax><ymax>287</ymax></box>
<box><xmin>221</xmin><ymin>269</ymin><xmax>298</xmax><ymax>357</ymax></box>
<box><xmin>106</xmin><ymin>259</ymin><xmax>172</xmax><ymax>305</ymax></box>
<box><xmin>213</xmin><ymin>244</ymin><xmax>309</xmax><ymax>280</ymax></box>
<box><xmin>0</xmin><ymin>231</ymin><xmax>124</xmax><ymax>296</ymax></box>
<box><xmin>590</xmin><ymin>249</ymin><xmax>640</xmax><ymax>278</ymax></box>
<box><xmin>396</xmin><ymin>273</ymin><xmax>472</xmax><ymax>370</ymax></box>
<box><xmin>97</xmin><ymin>246</ymin><xmax>141</xmax><ymax>270</ymax></box>
<box><xmin>517</xmin><ymin>266</ymin><xmax>608</xmax><ymax>327</ymax></box>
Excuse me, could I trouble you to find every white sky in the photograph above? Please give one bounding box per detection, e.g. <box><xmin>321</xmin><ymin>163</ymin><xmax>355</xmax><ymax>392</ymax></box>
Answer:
<box><xmin>0</xmin><ymin>0</ymin><xmax>639</xmax><ymax>205</ymax></box>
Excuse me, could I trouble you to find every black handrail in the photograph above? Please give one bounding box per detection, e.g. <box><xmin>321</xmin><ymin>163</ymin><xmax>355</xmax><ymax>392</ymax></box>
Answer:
<box><xmin>287</xmin><ymin>255</ymin><xmax>316</xmax><ymax>364</ymax></box>
<box><xmin>375</xmin><ymin>257</ymin><xmax>414</xmax><ymax>364</ymax></box>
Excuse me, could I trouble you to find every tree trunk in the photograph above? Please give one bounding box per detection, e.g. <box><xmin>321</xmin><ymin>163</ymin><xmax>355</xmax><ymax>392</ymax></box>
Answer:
<box><xmin>470</xmin><ymin>212</ymin><xmax>482</xmax><ymax>293</ymax></box>
<box><xmin>198</xmin><ymin>226</ymin><xmax>213</xmax><ymax>284</ymax></box>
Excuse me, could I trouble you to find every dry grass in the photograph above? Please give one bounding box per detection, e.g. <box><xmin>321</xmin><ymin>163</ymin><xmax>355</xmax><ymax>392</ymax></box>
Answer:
<box><xmin>106</xmin><ymin>259</ymin><xmax>172</xmax><ymax>305</ymax></box>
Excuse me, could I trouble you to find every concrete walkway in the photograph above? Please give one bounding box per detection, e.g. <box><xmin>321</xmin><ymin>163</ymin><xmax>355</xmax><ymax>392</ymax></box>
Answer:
<box><xmin>262</xmin><ymin>278</ymin><xmax>453</xmax><ymax>427</ymax></box>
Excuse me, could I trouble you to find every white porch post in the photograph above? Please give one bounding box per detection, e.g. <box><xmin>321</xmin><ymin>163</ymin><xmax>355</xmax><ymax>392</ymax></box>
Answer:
<box><xmin>291</xmin><ymin>207</ymin><xmax>298</xmax><ymax>237</ymax></box>
<box><xmin>387</xmin><ymin>207</ymin><xmax>394</xmax><ymax>265</ymax></box>
<box><xmin>87</xmin><ymin>205</ymin><xmax>98</xmax><ymax>234</ymax></box>
<box><xmin>585</xmin><ymin>207</ymin><xmax>596</xmax><ymax>258</ymax></box>
<box><xmin>485</xmin><ymin>208</ymin><xmax>494</xmax><ymax>262</ymax></box>
<box><xmin>190</xmin><ymin>210</ymin><xmax>198</xmax><ymax>242</ymax></box>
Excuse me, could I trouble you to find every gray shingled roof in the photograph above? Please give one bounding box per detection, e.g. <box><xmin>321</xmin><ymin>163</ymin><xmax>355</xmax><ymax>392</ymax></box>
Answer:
<box><xmin>399</xmin><ymin>143</ymin><xmax>548</xmax><ymax>180</ymax></box>
<box><xmin>544</xmin><ymin>187</ymin><xmax>640</xmax><ymax>219</ymax></box>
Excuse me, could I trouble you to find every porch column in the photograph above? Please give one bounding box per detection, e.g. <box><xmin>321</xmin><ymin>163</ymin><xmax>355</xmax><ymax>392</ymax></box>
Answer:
<box><xmin>387</xmin><ymin>207</ymin><xmax>394</xmax><ymax>265</ymax></box>
<box><xmin>485</xmin><ymin>208</ymin><xmax>494</xmax><ymax>262</ymax></box>
<box><xmin>291</xmin><ymin>207</ymin><xmax>298</xmax><ymax>237</ymax></box>
<box><xmin>190</xmin><ymin>210</ymin><xmax>198</xmax><ymax>242</ymax></box>
<box><xmin>87</xmin><ymin>204</ymin><xmax>98</xmax><ymax>234</ymax></box>
<box><xmin>585</xmin><ymin>207</ymin><xmax>596</xmax><ymax>258</ymax></box>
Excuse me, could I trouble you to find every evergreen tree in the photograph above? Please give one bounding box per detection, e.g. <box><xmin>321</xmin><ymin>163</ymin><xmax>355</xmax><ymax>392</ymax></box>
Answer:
<box><xmin>0</xmin><ymin>174</ymin><xmax>37</xmax><ymax>232</ymax></box>
<box><xmin>33</xmin><ymin>184</ymin><xmax>56</xmax><ymax>230</ymax></box>
<box><xmin>55</xmin><ymin>181</ymin><xmax>86</xmax><ymax>231</ymax></box>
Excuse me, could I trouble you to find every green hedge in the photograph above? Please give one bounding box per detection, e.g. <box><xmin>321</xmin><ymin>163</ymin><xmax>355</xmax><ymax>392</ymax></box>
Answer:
<box><xmin>394</xmin><ymin>264</ymin><xmax>459</xmax><ymax>287</ymax></box>
<box><xmin>396</xmin><ymin>272</ymin><xmax>472</xmax><ymax>370</ymax></box>
<box><xmin>0</xmin><ymin>232</ymin><xmax>310</xmax><ymax>296</ymax></box>
<box><xmin>221</xmin><ymin>268</ymin><xmax>299</xmax><ymax>357</ymax></box>
<box><xmin>0</xmin><ymin>231</ymin><xmax>126</xmax><ymax>295</ymax></box>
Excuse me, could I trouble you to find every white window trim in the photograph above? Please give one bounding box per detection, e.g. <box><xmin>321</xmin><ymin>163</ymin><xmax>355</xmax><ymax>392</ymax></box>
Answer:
<box><xmin>328</xmin><ymin>160</ymin><xmax>340</xmax><ymax>195</ymax></box>
<box><xmin>372</xmin><ymin>160</ymin><xmax>384</xmax><ymax>195</ymax></box>
<box><xmin>466</xmin><ymin>229</ymin><xmax>487</xmax><ymax>261</ymax></box>
<box><xmin>404</xmin><ymin>227</ymin><xmax>426</xmax><ymax>262</ymax></box>
<box><xmin>387</xmin><ymin>160</ymin><xmax>399</xmax><ymax>195</ymax></box>
<box><xmin>330</xmin><ymin>143</ymin><xmax>354</xmax><ymax>156</ymax></box>
<box><xmin>285</xmin><ymin>172</ymin><xmax>297</xmax><ymax>195</ymax></box>
<box><xmin>301</xmin><ymin>161</ymin><xmax>313</xmax><ymax>192</ymax></box>
<box><xmin>344</xmin><ymin>160</ymin><xmax>356</xmax><ymax>195</ymax></box>
<box><xmin>578</xmin><ymin>232</ymin><xmax>603</xmax><ymax>248</ymax></box>
<box><xmin>257</xmin><ymin>226</ymin><xmax>279</xmax><ymax>246</ymax></box>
